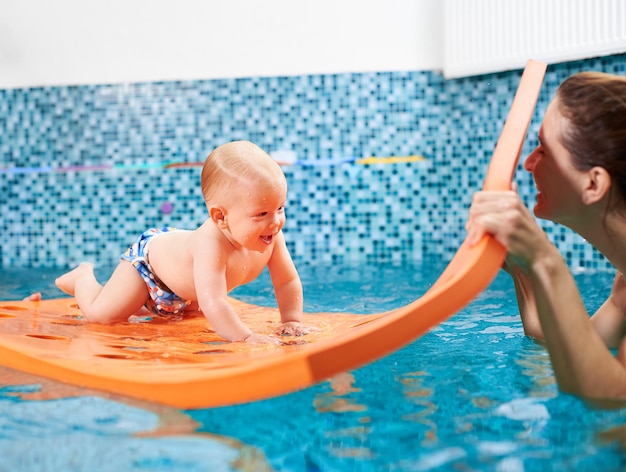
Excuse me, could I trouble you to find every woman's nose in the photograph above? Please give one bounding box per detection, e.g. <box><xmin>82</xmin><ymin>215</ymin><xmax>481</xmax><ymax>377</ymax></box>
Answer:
<box><xmin>524</xmin><ymin>147</ymin><xmax>540</xmax><ymax>172</ymax></box>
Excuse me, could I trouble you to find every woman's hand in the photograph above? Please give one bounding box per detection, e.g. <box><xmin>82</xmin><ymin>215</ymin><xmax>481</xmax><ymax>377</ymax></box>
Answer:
<box><xmin>466</xmin><ymin>190</ymin><xmax>555</xmax><ymax>272</ymax></box>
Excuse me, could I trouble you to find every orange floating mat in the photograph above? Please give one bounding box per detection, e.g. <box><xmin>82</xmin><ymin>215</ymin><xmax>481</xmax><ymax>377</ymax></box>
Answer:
<box><xmin>0</xmin><ymin>60</ymin><xmax>546</xmax><ymax>409</ymax></box>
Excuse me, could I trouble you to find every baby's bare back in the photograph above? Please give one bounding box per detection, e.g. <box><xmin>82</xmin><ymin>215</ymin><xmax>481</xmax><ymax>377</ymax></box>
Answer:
<box><xmin>146</xmin><ymin>225</ymin><xmax>272</xmax><ymax>300</ymax></box>
<box><xmin>145</xmin><ymin>229</ymin><xmax>197</xmax><ymax>299</ymax></box>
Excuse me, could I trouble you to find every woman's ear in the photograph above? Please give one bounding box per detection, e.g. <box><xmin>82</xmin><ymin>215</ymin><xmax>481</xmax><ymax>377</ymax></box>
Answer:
<box><xmin>582</xmin><ymin>166</ymin><xmax>611</xmax><ymax>205</ymax></box>
<box><xmin>209</xmin><ymin>206</ymin><xmax>228</xmax><ymax>228</ymax></box>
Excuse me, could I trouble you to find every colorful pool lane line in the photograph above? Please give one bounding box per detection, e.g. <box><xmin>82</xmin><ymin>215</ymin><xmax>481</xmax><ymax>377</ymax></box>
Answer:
<box><xmin>0</xmin><ymin>155</ymin><xmax>426</xmax><ymax>175</ymax></box>
<box><xmin>0</xmin><ymin>162</ymin><xmax>166</xmax><ymax>174</ymax></box>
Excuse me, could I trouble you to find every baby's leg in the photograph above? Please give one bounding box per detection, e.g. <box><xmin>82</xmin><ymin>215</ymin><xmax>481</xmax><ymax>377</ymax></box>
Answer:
<box><xmin>55</xmin><ymin>261</ymin><xmax>149</xmax><ymax>323</ymax></box>
<box><xmin>55</xmin><ymin>262</ymin><xmax>96</xmax><ymax>296</ymax></box>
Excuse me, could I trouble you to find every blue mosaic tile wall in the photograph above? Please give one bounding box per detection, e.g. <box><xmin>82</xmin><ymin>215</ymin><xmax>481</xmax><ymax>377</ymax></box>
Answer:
<box><xmin>1</xmin><ymin>53</ymin><xmax>625</xmax><ymax>269</ymax></box>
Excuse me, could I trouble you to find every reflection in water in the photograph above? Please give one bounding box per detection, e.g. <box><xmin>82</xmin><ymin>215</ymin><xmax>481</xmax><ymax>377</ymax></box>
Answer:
<box><xmin>597</xmin><ymin>423</ymin><xmax>626</xmax><ymax>449</ymax></box>
<box><xmin>314</xmin><ymin>372</ymin><xmax>373</xmax><ymax>459</ymax></box>
<box><xmin>398</xmin><ymin>370</ymin><xmax>438</xmax><ymax>445</ymax></box>
<box><xmin>314</xmin><ymin>372</ymin><xmax>366</xmax><ymax>413</ymax></box>
<box><xmin>515</xmin><ymin>341</ymin><xmax>557</xmax><ymax>398</ymax></box>
<box><xmin>0</xmin><ymin>365</ymin><xmax>273</xmax><ymax>471</ymax></box>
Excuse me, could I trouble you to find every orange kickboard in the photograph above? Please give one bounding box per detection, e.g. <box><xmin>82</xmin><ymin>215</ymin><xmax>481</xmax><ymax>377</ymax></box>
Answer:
<box><xmin>0</xmin><ymin>297</ymin><xmax>381</xmax><ymax>372</ymax></box>
<box><xmin>0</xmin><ymin>60</ymin><xmax>547</xmax><ymax>409</ymax></box>
<box><xmin>0</xmin><ymin>297</ymin><xmax>378</xmax><ymax>389</ymax></box>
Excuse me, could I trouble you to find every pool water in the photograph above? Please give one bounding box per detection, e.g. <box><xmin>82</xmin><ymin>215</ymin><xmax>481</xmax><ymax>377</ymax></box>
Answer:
<box><xmin>1</xmin><ymin>261</ymin><xmax>626</xmax><ymax>471</ymax></box>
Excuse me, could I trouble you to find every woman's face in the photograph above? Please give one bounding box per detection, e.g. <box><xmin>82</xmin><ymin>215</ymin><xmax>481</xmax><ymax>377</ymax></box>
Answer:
<box><xmin>523</xmin><ymin>98</ymin><xmax>589</xmax><ymax>225</ymax></box>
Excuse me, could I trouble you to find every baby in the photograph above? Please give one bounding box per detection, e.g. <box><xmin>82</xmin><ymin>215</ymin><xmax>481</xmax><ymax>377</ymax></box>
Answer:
<box><xmin>55</xmin><ymin>140</ymin><xmax>310</xmax><ymax>344</ymax></box>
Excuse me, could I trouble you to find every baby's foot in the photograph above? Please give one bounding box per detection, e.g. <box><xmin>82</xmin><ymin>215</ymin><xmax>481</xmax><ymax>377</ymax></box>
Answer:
<box><xmin>55</xmin><ymin>263</ymin><xmax>94</xmax><ymax>296</ymax></box>
<box><xmin>22</xmin><ymin>292</ymin><xmax>41</xmax><ymax>302</ymax></box>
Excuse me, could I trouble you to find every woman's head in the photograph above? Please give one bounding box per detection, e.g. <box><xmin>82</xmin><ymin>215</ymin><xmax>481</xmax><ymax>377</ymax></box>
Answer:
<box><xmin>201</xmin><ymin>140</ymin><xmax>287</xmax><ymax>206</ymax></box>
<box><xmin>555</xmin><ymin>72</ymin><xmax>626</xmax><ymax>213</ymax></box>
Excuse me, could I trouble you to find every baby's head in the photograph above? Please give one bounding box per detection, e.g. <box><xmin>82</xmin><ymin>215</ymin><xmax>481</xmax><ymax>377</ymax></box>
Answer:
<box><xmin>201</xmin><ymin>140</ymin><xmax>287</xmax><ymax>208</ymax></box>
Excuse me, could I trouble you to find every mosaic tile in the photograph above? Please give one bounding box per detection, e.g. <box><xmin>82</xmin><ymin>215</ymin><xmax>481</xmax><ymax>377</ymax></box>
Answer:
<box><xmin>1</xmin><ymin>54</ymin><xmax>625</xmax><ymax>270</ymax></box>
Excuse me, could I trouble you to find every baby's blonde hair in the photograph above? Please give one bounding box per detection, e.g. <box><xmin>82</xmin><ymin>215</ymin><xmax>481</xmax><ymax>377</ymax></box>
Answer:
<box><xmin>201</xmin><ymin>140</ymin><xmax>285</xmax><ymax>205</ymax></box>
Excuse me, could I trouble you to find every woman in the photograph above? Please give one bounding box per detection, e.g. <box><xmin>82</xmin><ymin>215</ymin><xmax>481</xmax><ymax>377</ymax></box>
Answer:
<box><xmin>467</xmin><ymin>71</ymin><xmax>626</xmax><ymax>402</ymax></box>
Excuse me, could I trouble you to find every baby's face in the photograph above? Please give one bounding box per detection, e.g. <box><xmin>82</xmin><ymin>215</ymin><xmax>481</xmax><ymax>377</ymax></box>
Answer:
<box><xmin>222</xmin><ymin>177</ymin><xmax>288</xmax><ymax>252</ymax></box>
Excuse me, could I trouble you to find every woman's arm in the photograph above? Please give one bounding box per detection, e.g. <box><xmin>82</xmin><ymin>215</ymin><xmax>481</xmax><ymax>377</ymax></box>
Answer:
<box><xmin>468</xmin><ymin>190</ymin><xmax>626</xmax><ymax>400</ymax></box>
<box><xmin>511</xmin><ymin>267</ymin><xmax>626</xmax><ymax>347</ymax></box>
<box><xmin>590</xmin><ymin>271</ymin><xmax>626</xmax><ymax>348</ymax></box>
<box><xmin>509</xmin><ymin>266</ymin><xmax>543</xmax><ymax>340</ymax></box>
<box><xmin>528</xmin><ymin>251</ymin><xmax>626</xmax><ymax>399</ymax></box>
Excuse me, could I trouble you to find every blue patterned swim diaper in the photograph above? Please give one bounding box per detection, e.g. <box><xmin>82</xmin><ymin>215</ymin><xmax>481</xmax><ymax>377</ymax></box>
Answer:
<box><xmin>120</xmin><ymin>227</ymin><xmax>191</xmax><ymax>317</ymax></box>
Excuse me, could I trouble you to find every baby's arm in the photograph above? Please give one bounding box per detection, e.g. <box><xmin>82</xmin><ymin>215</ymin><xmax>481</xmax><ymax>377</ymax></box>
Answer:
<box><xmin>201</xmin><ymin>296</ymin><xmax>278</xmax><ymax>343</ymax></box>
<box><xmin>193</xmin><ymin>248</ymin><xmax>278</xmax><ymax>344</ymax></box>
<box><xmin>267</xmin><ymin>234</ymin><xmax>314</xmax><ymax>336</ymax></box>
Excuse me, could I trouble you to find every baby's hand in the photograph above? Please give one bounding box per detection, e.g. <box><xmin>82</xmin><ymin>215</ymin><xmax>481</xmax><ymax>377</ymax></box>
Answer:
<box><xmin>244</xmin><ymin>333</ymin><xmax>281</xmax><ymax>345</ymax></box>
<box><xmin>275</xmin><ymin>321</ymin><xmax>319</xmax><ymax>337</ymax></box>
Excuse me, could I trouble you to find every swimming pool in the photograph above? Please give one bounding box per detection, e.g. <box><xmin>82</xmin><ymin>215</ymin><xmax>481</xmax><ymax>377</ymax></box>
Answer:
<box><xmin>1</xmin><ymin>261</ymin><xmax>625</xmax><ymax>471</ymax></box>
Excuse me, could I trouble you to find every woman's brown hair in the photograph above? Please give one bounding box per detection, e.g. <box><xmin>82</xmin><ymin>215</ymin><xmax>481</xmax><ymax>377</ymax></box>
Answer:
<box><xmin>556</xmin><ymin>72</ymin><xmax>626</xmax><ymax>211</ymax></box>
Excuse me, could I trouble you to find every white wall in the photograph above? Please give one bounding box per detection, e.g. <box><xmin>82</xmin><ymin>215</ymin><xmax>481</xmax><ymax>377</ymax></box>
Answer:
<box><xmin>443</xmin><ymin>0</ymin><xmax>626</xmax><ymax>78</ymax></box>
<box><xmin>0</xmin><ymin>0</ymin><xmax>443</xmax><ymax>89</ymax></box>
